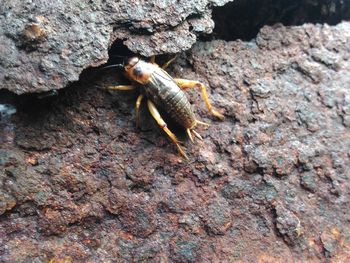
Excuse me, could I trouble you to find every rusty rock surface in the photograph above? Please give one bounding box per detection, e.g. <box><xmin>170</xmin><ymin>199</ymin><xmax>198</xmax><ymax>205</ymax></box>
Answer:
<box><xmin>1</xmin><ymin>22</ymin><xmax>350</xmax><ymax>262</ymax></box>
<box><xmin>0</xmin><ymin>0</ymin><xmax>231</xmax><ymax>95</ymax></box>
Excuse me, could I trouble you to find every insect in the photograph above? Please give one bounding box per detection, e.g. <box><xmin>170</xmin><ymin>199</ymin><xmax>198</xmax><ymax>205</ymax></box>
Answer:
<box><xmin>104</xmin><ymin>56</ymin><xmax>224</xmax><ymax>159</ymax></box>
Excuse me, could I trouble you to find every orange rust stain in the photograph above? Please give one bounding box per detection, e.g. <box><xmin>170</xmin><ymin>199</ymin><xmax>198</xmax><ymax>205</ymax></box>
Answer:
<box><xmin>48</xmin><ymin>256</ymin><xmax>72</xmax><ymax>263</ymax></box>
<box><xmin>118</xmin><ymin>230</ymin><xmax>134</xmax><ymax>240</ymax></box>
<box><xmin>331</xmin><ymin>227</ymin><xmax>341</xmax><ymax>239</ymax></box>
<box><xmin>26</xmin><ymin>154</ymin><xmax>39</xmax><ymax>165</ymax></box>
<box><xmin>23</xmin><ymin>24</ymin><xmax>46</xmax><ymax>41</ymax></box>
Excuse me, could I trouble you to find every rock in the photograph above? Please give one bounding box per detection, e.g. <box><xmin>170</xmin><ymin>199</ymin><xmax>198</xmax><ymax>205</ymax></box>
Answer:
<box><xmin>274</xmin><ymin>204</ymin><xmax>303</xmax><ymax>246</ymax></box>
<box><xmin>170</xmin><ymin>236</ymin><xmax>202</xmax><ymax>263</ymax></box>
<box><xmin>221</xmin><ymin>179</ymin><xmax>249</xmax><ymax>200</ymax></box>
<box><xmin>1</xmin><ymin>18</ymin><xmax>350</xmax><ymax>262</ymax></box>
<box><xmin>320</xmin><ymin>228</ymin><xmax>350</xmax><ymax>260</ymax></box>
<box><xmin>0</xmin><ymin>0</ymin><xmax>232</xmax><ymax>94</ymax></box>
<box><xmin>204</xmin><ymin>198</ymin><xmax>232</xmax><ymax>235</ymax></box>
<box><xmin>118</xmin><ymin>201</ymin><xmax>157</xmax><ymax>238</ymax></box>
<box><xmin>300</xmin><ymin>171</ymin><xmax>318</xmax><ymax>193</ymax></box>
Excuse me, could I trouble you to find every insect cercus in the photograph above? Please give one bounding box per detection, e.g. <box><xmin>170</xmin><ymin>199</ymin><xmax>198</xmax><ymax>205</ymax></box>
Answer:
<box><xmin>104</xmin><ymin>56</ymin><xmax>224</xmax><ymax>159</ymax></box>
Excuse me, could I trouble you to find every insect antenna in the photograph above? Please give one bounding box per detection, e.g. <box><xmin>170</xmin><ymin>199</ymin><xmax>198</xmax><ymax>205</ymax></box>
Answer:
<box><xmin>99</xmin><ymin>64</ymin><xmax>124</xmax><ymax>70</ymax></box>
<box><xmin>99</xmin><ymin>54</ymin><xmax>134</xmax><ymax>70</ymax></box>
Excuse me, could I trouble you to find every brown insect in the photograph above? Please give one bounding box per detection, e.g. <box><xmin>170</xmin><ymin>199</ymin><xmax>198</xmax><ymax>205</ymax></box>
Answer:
<box><xmin>104</xmin><ymin>56</ymin><xmax>224</xmax><ymax>159</ymax></box>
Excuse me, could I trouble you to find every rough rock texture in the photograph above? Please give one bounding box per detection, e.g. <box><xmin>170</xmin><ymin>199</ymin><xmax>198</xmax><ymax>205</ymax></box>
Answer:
<box><xmin>0</xmin><ymin>0</ymin><xmax>231</xmax><ymax>95</ymax></box>
<box><xmin>1</xmin><ymin>21</ymin><xmax>350</xmax><ymax>262</ymax></box>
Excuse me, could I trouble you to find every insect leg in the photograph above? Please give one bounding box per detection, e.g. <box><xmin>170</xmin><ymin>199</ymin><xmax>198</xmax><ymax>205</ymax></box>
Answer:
<box><xmin>135</xmin><ymin>94</ymin><xmax>144</xmax><ymax>128</ymax></box>
<box><xmin>147</xmin><ymin>100</ymin><xmax>189</xmax><ymax>160</ymax></box>
<box><xmin>161</xmin><ymin>55</ymin><xmax>178</xmax><ymax>70</ymax></box>
<box><xmin>186</xmin><ymin>128</ymin><xmax>203</xmax><ymax>143</ymax></box>
<box><xmin>174</xmin><ymin>79</ymin><xmax>224</xmax><ymax>120</ymax></box>
<box><xmin>150</xmin><ymin>55</ymin><xmax>177</xmax><ymax>69</ymax></box>
<box><xmin>186</xmin><ymin>129</ymin><xmax>194</xmax><ymax>143</ymax></box>
<box><xmin>104</xmin><ymin>85</ymin><xmax>135</xmax><ymax>91</ymax></box>
<box><xmin>195</xmin><ymin>120</ymin><xmax>210</xmax><ymax>127</ymax></box>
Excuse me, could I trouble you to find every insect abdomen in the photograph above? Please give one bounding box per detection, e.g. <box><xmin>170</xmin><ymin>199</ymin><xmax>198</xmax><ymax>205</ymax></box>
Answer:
<box><xmin>162</xmin><ymin>89</ymin><xmax>195</xmax><ymax>128</ymax></box>
<box><xmin>144</xmin><ymin>71</ymin><xmax>196</xmax><ymax>128</ymax></box>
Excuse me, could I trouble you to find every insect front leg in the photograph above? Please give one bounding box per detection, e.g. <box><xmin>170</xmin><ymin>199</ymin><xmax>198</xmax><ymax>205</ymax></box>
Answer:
<box><xmin>174</xmin><ymin>79</ymin><xmax>224</xmax><ymax>120</ymax></box>
<box><xmin>147</xmin><ymin>100</ymin><xmax>189</xmax><ymax>160</ymax></box>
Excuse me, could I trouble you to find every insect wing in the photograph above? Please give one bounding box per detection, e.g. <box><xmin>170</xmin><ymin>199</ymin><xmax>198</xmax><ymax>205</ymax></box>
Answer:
<box><xmin>145</xmin><ymin>67</ymin><xmax>182</xmax><ymax>106</ymax></box>
<box><xmin>149</xmin><ymin>68</ymin><xmax>178</xmax><ymax>89</ymax></box>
